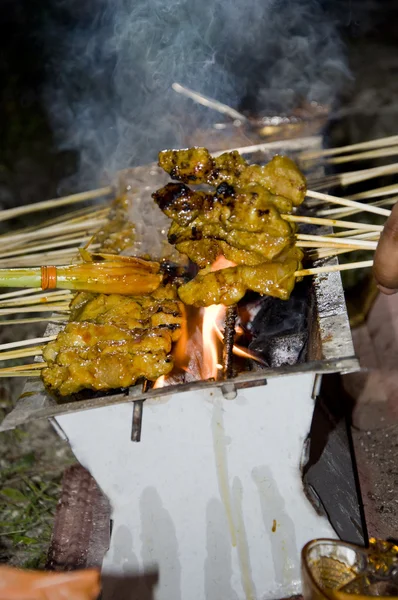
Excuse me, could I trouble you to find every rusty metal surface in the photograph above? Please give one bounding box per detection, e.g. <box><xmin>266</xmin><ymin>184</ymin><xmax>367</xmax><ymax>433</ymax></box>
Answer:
<box><xmin>46</xmin><ymin>464</ymin><xmax>110</xmax><ymax>571</ymax></box>
<box><xmin>223</xmin><ymin>305</ymin><xmax>238</xmax><ymax>379</ymax></box>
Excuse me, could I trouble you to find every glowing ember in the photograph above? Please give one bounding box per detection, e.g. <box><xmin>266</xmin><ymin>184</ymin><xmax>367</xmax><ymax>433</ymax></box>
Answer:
<box><xmin>213</xmin><ymin>323</ymin><xmax>266</xmax><ymax>365</ymax></box>
<box><xmin>210</xmin><ymin>255</ymin><xmax>236</xmax><ymax>271</ymax></box>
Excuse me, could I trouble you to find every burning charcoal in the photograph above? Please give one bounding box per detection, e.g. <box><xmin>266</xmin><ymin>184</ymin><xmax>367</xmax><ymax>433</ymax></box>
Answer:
<box><xmin>248</xmin><ymin>279</ymin><xmax>311</xmax><ymax>367</ymax></box>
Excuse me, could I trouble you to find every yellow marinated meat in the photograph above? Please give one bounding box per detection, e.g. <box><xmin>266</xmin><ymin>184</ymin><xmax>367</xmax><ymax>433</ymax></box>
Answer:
<box><xmin>174</xmin><ymin>239</ymin><xmax>268</xmax><ymax>267</ymax></box>
<box><xmin>42</xmin><ymin>285</ymin><xmax>184</xmax><ymax>396</ymax></box>
<box><xmin>43</xmin><ymin>322</ymin><xmax>174</xmax><ymax>358</ymax></box>
<box><xmin>178</xmin><ymin>257</ymin><xmax>302</xmax><ymax>306</ymax></box>
<box><xmin>72</xmin><ymin>293</ymin><xmax>183</xmax><ymax>338</ymax></box>
<box><xmin>238</xmin><ymin>156</ymin><xmax>306</xmax><ymax>206</ymax></box>
<box><xmin>154</xmin><ymin>147</ymin><xmax>307</xmax><ymax>305</ymax></box>
<box><xmin>42</xmin><ymin>350</ymin><xmax>173</xmax><ymax>396</ymax></box>
<box><xmin>168</xmin><ymin>219</ymin><xmax>294</xmax><ymax>264</ymax></box>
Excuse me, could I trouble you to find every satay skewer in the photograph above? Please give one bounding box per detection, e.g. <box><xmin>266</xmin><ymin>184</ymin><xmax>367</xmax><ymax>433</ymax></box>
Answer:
<box><xmin>172</xmin><ymin>82</ymin><xmax>247</xmax><ymax>123</ymax></box>
<box><xmin>283</xmin><ymin>213</ymin><xmax>383</xmax><ymax>231</ymax></box>
<box><xmin>308</xmin><ymin>162</ymin><xmax>398</xmax><ymax>190</ymax></box>
<box><xmin>300</xmin><ymin>134</ymin><xmax>398</xmax><ymax>160</ymax></box>
<box><xmin>306</xmin><ymin>190</ymin><xmax>391</xmax><ymax>217</ymax></box>
<box><xmin>295</xmin><ymin>259</ymin><xmax>374</xmax><ymax>277</ymax></box>
<box><xmin>0</xmin><ymin>316</ymin><xmax>67</xmax><ymax>326</ymax></box>
<box><xmin>316</xmin><ymin>197</ymin><xmax>398</xmax><ymax>219</ymax></box>
<box><xmin>0</xmin><ymin>187</ymin><xmax>112</xmax><ymax>223</ymax></box>
<box><xmin>323</xmin><ymin>145</ymin><xmax>398</xmax><ymax>165</ymax></box>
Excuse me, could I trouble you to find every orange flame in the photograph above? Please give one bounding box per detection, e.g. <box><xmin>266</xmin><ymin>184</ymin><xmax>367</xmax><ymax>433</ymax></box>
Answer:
<box><xmin>172</xmin><ymin>304</ymin><xmax>189</xmax><ymax>368</ymax></box>
<box><xmin>153</xmin><ymin>375</ymin><xmax>165</xmax><ymax>389</ymax></box>
<box><xmin>202</xmin><ymin>304</ymin><xmax>225</xmax><ymax>380</ymax></box>
<box><xmin>202</xmin><ymin>256</ymin><xmax>236</xmax><ymax>380</ymax></box>
<box><xmin>210</xmin><ymin>255</ymin><xmax>236</xmax><ymax>271</ymax></box>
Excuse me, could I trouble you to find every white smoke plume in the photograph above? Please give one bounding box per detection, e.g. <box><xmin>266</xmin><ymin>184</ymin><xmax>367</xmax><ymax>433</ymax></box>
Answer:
<box><xmin>42</xmin><ymin>0</ymin><xmax>368</xmax><ymax>189</ymax></box>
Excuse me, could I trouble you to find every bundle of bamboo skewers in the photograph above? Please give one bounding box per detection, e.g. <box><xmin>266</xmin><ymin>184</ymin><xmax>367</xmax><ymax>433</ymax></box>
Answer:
<box><xmin>1</xmin><ymin>133</ymin><xmax>397</xmax><ymax>379</ymax></box>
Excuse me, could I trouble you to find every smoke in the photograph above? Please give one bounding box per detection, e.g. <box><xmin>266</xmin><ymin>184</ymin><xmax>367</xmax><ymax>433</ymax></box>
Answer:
<box><xmin>42</xmin><ymin>0</ymin><xmax>365</xmax><ymax>189</ymax></box>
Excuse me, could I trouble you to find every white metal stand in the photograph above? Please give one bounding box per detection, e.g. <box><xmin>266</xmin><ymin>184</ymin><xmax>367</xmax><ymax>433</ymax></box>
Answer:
<box><xmin>55</xmin><ymin>373</ymin><xmax>336</xmax><ymax>600</ymax></box>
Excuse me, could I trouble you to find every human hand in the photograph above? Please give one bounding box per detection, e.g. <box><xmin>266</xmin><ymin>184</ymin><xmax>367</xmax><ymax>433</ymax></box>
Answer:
<box><xmin>374</xmin><ymin>202</ymin><xmax>398</xmax><ymax>294</ymax></box>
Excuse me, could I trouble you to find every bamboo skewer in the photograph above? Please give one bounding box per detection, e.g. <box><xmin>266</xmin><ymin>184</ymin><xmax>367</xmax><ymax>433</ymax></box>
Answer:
<box><xmin>283</xmin><ymin>213</ymin><xmax>383</xmax><ymax>232</ymax></box>
<box><xmin>0</xmin><ymin>346</ymin><xmax>45</xmax><ymax>361</ymax></box>
<box><xmin>0</xmin><ymin>207</ymin><xmax>108</xmax><ymax>245</ymax></box>
<box><xmin>172</xmin><ymin>83</ymin><xmax>247</xmax><ymax>122</ymax></box>
<box><xmin>0</xmin><ymin>294</ymin><xmax>72</xmax><ymax>308</ymax></box>
<box><xmin>296</xmin><ymin>240</ymin><xmax>376</xmax><ymax>250</ymax></box>
<box><xmin>295</xmin><ymin>260</ymin><xmax>374</xmax><ymax>277</ymax></box>
<box><xmin>317</xmin><ymin>197</ymin><xmax>398</xmax><ymax>218</ymax></box>
<box><xmin>300</xmin><ymin>135</ymin><xmax>398</xmax><ymax>160</ymax></box>
<box><xmin>0</xmin><ymin>218</ymin><xmax>107</xmax><ymax>252</ymax></box>
<box><xmin>350</xmin><ymin>184</ymin><xmax>398</xmax><ymax>201</ymax></box>
<box><xmin>0</xmin><ymin>316</ymin><xmax>67</xmax><ymax>326</ymax></box>
<box><xmin>0</xmin><ymin>236</ymin><xmax>94</xmax><ymax>260</ymax></box>
<box><xmin>0</xmin><ymin>371</ymin><xmax>42</xmax><ymax>378</ymax></box>
<box><xmin>325</xmin><ymin>145</ymin><xmax>398</xmax><ymax>165</ymax></box>
<box><xmin>0</xmin><ymin>288</ymin><xmax>71</xmax><ymax>301</ymax></box>
<box><xmin>0</xmin><ymin>336</ymin><xmax>56</xmax><ymax>352</ymax></box>
<box><xmin>0</xmin><ymin>288</ymin><xmax>40</xmax><ymax>300</ymax></box>
<box><xmin>0</xmin><ymin>246</ymin><xmax>100</xmax><ymax>269</ymax></box>
<box><xmin>307</xmin><ymin>247</ymin><xmax>360</xmax><ymax>260</ymax></box>
<box><xmin>0</xmin><ymin>304</ymin><xmax>70</xmax><ymax>315</ymax></box>
<box><xmin>0</xmin><ymin>187</ymin><xmax>112</xmax><ymax>222</ymax></box>
<box><xmin>0</xmin><ymin>363</ymin><xmax>46</xmax><ymax>372</ymax></box>
<box><xmin>0</xmin><ymin>288</ymin><xmax>71</xmax><ymax>302</ymax></box>
<box><xmin>306</xmin><ymin>190</ymin><xmax>391</xmax><ymax>217</ymax></box>
<box><xmin>330</xmin><ymin>230</ymin><xmax>379</xmax><ymax>240</ymax></box>
<box><xmin>308</xmin><ymin>163</ymin><xmax>398</xmax><ymax>190</ymax></box>
<box><xmin>296</xmin><ymin>233</ymin><xmax>378</xmax><ymax>249</ymax></box>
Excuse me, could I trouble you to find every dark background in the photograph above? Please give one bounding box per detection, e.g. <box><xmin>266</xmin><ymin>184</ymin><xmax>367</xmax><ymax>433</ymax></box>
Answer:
<box><xmin>1</xmin><ymin>0</ymin><xmax>398</xmax><ymax>210</ymax></box>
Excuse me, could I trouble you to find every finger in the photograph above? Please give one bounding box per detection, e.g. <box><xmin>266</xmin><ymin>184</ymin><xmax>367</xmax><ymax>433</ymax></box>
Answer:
<box><xmin>374</xmin><ymin>202</ymin><xmax>398</xmax><ymax>292</ymax></box>
<box><xmin>377</xmin><ymin>284</ymin><xmax>397</xmax><ymax>296</ymax></box>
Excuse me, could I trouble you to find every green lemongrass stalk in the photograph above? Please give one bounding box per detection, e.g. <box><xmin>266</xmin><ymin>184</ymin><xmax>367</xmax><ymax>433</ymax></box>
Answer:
<box><xmin>0</xmin><ymin>253</ymin><xmax>163</xmax><ymax>295</ymax></box>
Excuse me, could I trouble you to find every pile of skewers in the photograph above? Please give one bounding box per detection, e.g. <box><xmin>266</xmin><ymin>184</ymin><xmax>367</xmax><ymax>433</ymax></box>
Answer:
<box><xmin>0</xmin><ymin>134</ymin><xmax>397</xmax><ymax>391</ymax></box>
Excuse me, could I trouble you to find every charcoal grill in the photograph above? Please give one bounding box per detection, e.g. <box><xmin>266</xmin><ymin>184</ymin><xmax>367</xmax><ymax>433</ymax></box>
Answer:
<box><xmin>0</xmin><ymin>136</ymin><xmax>364</xmax><ymax>600</ymax></box>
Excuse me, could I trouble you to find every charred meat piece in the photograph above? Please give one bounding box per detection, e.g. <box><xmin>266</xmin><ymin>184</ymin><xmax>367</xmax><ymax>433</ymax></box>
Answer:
<box><xmin>152</xmin><ymin>183</ymin><xmax>209</xmax><ymax>227</ymax></box>
<box><xmin>158</xmin><ymin>147</ymin><xmax>215</xmax><ymax>183</ymax></box>
<box><xmin>155</xmin><ymin>182</ymin><xmax>296</xmax><ymax>266</ymax></box>
<box><xmin>42</xmin><ymin>286</ymin><xmax>184</xmax><ymax>396</ymax></box>
<box><xmin>157</xmin><ymin>148</ymin><xmax>306</xmax><ymax>205</ymax></box>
